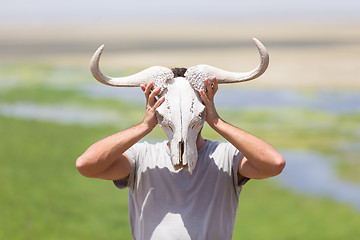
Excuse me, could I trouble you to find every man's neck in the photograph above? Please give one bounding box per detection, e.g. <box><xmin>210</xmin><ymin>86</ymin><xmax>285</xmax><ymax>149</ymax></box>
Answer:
<box><xmin>196</xmin><ymin>134</ymin><xmax>206</xmax><ymax>150</ymax></box>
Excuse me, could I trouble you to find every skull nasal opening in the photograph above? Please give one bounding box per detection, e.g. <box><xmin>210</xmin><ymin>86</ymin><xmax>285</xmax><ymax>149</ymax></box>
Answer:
<box><xmin>179</xmin><ymin>140</ymin><xmax>185</xmax><ymax>163</ymax></box>
<box><xmin>171</xmin><ymin>68</ymin><xmax>187</xmax><ymax>78</ymax></box>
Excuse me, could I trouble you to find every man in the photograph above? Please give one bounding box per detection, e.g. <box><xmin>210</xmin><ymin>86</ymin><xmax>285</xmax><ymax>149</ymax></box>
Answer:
<box><xmin>76</xmin><ymin>77</ymin><xmax>285</xmax><ymax>239</ymax></box>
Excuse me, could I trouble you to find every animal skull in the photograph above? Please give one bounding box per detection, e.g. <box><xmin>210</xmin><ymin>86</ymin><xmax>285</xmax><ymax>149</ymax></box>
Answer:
<box><xmin>90</xmin><ymin>38</ymin><xmax>269</xmax><ymax>174</ymax></box>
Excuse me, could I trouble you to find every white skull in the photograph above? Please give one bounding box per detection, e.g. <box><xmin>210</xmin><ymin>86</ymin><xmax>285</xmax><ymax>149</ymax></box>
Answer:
<box><xmin>156</xmin><ymin>77</ymin><xmax>205</xmax><ymax>173</ymax></box>
<box><xmin>90</xmin><ymin>38</ymin><xmax>269</xmax><ymax>173</ymax></box>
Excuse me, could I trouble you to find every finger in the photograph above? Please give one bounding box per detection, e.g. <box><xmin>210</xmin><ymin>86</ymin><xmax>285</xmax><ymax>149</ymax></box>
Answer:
<box><xmin>199</xmin><ymin>89</ymin><xmax>209</xmax><ymax>105</ymax></box>
<box><xmin>149</xmin><ymin>86</ymin><xmax>161</xmax><ymax>105</ymax></box>
<box><xmin>212</xmin><ymin>76</ymin><xmax>218</xmax><ymax>94</ymax></box>
<box><xmin>140</xmin><ymin>84</ymin><xmax>146</xmax><ymax>92</ymax></box>
<box><xmin>154</xmin><ymin>96</ymin><xmax>165</xmax><ymax>108</ymax></box>
<box><xmin>144</xmin><ymin>82</ymin><xmax>153</xmax><ymax>100</ymax></box>
<box><xmin>205</xmin><ymin>78</ymin><xmax>213</xmax><ymax>97</ymax></box>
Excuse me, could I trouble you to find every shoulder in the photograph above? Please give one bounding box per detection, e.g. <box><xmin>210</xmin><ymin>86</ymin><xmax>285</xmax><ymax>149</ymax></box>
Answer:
<box><xmin>204</xmin><ymin>140</ymin><xmax>238</xmax><ymax>155</ymax></box>
<box><xmin>203</xmin><ymin>140</ymin><xmax>243</xmax><ymax>167</ymax></box>
<box><xmin>128</xmin><ymin>141</ymin><xmax>167</xmax><ymax>153</ymax></box>
<box><xmin>125</xmin><ymin>140</ymin><xmax>169</xmax><ymax>166</ymax></box>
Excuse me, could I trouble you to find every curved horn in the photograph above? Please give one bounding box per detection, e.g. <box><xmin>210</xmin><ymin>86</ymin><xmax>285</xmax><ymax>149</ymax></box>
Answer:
<box><xmin>90</xmin><ymin>45</ymin><xmax>173</xmax><ymax>87</ymax></box>
<box><xmin>185</xmin><ymin>38</ymin><xmax>269</xmax><ymax>89</ymax></box>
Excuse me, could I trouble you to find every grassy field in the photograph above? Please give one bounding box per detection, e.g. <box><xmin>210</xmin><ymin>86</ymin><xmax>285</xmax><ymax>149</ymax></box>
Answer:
<box><xmin>1</xmin><ymin>105</ymin><xmax>360</xmax><ymax>239</ymax></box>
<box><xmin>1</xmin><ymin>62</ymin><xmax>360</xmax><ymax>239</ymax></box>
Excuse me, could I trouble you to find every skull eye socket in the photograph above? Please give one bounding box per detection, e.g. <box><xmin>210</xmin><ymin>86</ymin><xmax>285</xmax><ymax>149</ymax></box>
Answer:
<box><xmin>160</xmin><ymin>119</ymin><xmax>175</xmax><ymax>132</ymax></box>
<box><xmin>190</xmin><ymin>117</ymin><xmax>203</xmax><ymax>129</ymax></box>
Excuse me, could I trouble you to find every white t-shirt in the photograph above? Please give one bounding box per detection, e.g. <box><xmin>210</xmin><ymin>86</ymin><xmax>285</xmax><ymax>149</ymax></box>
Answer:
<box><xmin>114</xmin><ymin>140</ymin><xmax>249</xmax><ymax>240</ymax></box>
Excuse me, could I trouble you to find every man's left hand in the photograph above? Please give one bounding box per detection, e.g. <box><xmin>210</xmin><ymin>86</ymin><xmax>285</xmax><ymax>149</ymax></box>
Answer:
<box><xmin>199</xmin><ymin>77</ymin><xmax>220</xmax><ymax>129</ymax></box>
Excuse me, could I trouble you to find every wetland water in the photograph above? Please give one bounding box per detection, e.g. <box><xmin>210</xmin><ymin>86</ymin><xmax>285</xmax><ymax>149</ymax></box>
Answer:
<box><xmin>1</xmin><ymin>87</ymin><xmax>359</xmax><ymax>210</ymax></box>
<box><xmin>0</xmin><ymin>102</ymin><xmax>121</xmax><ymax>126</ymax></box>
<box><xmin>82</xmin><ymin>85</ymin><xmax>360</xmax><ymax>113</ymax></box>
<box><xmin>276</xmin><ymin>151</ymin><xmax>360</xmax><ymax>210</ymax></box>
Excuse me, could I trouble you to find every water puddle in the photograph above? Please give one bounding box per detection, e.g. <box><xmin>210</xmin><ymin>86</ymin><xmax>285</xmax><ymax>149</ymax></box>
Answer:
<box><xmin>275</xmin><ymin>151</ymin><xmax>360</xmax><ymax>210</ymax></box>
<box><xmin>0</xmin><ymin>102</ymin><xmax>123</xmax><ymax>126</ymax></box>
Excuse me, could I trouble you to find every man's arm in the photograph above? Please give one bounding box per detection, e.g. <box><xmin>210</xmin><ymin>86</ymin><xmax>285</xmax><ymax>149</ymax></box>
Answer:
<box><xmin>199</xmin><ymin>77</ymin><xmax>285</xmax><ymax>179</ymax></box>
<box><xmin>76</xmin><ymin>82</ymin><xmax>164</xmax><ymax>180</ymax></box>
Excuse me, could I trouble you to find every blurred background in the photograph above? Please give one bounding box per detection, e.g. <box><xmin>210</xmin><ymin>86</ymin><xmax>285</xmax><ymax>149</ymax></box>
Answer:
<box><xmin>1</xmin><ymin>0</ymin><xmax>359</xmax><ymax>239</ymax></box>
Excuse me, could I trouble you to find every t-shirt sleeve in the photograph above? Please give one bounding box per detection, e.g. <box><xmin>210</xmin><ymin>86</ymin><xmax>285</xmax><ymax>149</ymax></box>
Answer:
<box><xmin>229</xmin><ymin>144</ymin><xmax>250</xmax><ymax>195</ymax></box>
<box><xmin>113</xmin><ymin>143</ymin><xmax>141</xmax><ymax>191</ymax></box>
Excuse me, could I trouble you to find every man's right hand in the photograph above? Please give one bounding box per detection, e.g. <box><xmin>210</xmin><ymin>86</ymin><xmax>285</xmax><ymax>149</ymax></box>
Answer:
<box><xmin>140</xmin><ymin>82</ymin><xmax>165</xmax><ymax>130</ymax></box>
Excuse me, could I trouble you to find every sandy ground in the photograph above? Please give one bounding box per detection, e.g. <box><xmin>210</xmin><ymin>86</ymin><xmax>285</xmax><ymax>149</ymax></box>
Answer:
<box><xmin>1</xmin><ymin>22</ymin><xmax>359</xmax><ymax>88</ymax></box>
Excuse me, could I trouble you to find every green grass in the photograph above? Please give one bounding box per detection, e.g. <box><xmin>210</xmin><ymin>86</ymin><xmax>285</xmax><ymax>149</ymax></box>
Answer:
<box><xmin>1</xmin><ymin>115</ymin><xmax>360</xmax><ymax>239</ymax></box>
<box><xmin>235</xmin><ymin>180</ymin><xmax>360</xmax><ymax>239</ymax></box>
<box><xmin>0</xmin><ymin>116</ymin><xmax>133</xmax><ymax>239</ymax></box>
<box><xmin>0</xmin><ymin>84</ymin><xmax>143</xmax><ymax>112</ymax></box>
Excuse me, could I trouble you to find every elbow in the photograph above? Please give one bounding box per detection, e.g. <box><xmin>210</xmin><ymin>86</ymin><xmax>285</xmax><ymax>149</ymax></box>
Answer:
<box><xmin>76</xmin><ymin>155</ymin><xmax>95</xmax><ymax>178</ymax></box>
<box><xmin>271</xmin><ymin>154</ymin><xmax>286</xmax><ymax>177</ymax></box>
